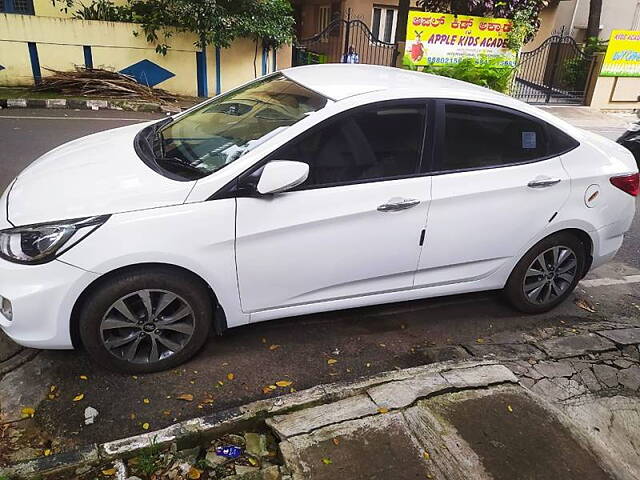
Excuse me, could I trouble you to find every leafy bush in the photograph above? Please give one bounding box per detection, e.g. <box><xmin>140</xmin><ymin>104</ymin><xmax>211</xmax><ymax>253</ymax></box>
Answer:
<box><xmin>416</xmin><ymin>57</ymin><xmax>514</xmax><ymax>93</ymax></box>
<box><xmin>561</xmin><ymin>37</ymin><xmax>608</xmax><ymax>92</ymax></box>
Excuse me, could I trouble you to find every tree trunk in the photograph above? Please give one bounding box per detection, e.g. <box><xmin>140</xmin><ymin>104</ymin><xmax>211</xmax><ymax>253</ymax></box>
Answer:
<box><xmin>394</xmin><ymin>0</ymin><xmax>411</xmax><ymax>67</ymax></box>
<box><xmin>586</xmin><ymin>0</ymin><xmax>603</xmax><ymax>40</ymax></box>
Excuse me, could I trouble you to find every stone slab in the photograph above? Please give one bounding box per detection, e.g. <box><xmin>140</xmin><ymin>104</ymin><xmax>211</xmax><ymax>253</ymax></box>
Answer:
<box><xmin>266</xmin><ymin>395</ymin><xmax>378</xmax><ymax>439</ymax></box>
<box><xmin>441</xmin><ymin>364</ymin><xmax>518</xmax><ymax>389</ymax></box>
<box><xmin>597</xmin><ymin>328</ymin><xmax>640</xmax><ymax>346</ymax></box>
<box><xmin>367</xmin><ymin>372</ymin><xmax>450</xmax><ymax>409</ymax></box>
<box><xmin>538</xmin><ymin>335</ymin><xmax>616</xmax><ymax>359</ymax></box>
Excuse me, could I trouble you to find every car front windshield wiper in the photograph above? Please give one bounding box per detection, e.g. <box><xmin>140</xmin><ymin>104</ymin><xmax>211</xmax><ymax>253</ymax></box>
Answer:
<box><xmin>155</xmin><ymin>157</ymin><xmax>207</xmax><ymax>179</ymax></box>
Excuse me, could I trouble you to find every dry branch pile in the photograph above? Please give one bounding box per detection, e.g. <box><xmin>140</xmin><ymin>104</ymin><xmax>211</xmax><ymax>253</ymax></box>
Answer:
<box><xmin>32</xmin><ymin>66</ymin><xmax>180</xmax><ymax>104</ymax></box>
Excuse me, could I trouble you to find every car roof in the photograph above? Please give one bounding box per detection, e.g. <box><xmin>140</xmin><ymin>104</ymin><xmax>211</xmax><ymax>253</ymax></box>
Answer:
<box><xmin>282</xmin><ymin>64</ymin><xmax>500</xmax><ymax>102</ymax></box>
<box><xmin>281</xmin><ymin>64</ymin><xmax>585</xmax><ymax>139</ymax></box>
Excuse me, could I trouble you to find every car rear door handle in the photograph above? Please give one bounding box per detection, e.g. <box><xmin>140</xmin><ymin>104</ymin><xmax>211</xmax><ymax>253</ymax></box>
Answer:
<box><xmin>527</xmin><ymin>178</ymin><xmax>561</xmax><ymax>189</ymax></box>
<box><xmin>377</xmin><ymin>198</ymin><xmax>420</xmax><ymax>212</ymax></box>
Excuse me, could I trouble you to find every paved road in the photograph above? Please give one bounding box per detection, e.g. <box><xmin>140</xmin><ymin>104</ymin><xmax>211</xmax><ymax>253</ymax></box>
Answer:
<box><xmin>0</xmin><ymin>108</ymin><xmax>639</xmax><ymax>451</ymax></box>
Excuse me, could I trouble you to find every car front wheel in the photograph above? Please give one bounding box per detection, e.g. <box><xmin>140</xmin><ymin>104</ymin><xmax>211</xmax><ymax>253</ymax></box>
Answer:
<box><xmin>505</xmin><ymin>233</ymin><xmax>586</xmax><ymax>314</ymax></box>
<box><xmin>79</xmin><ymin>267</ymin><xmax>213</xmax><ymax>373</ymax></box>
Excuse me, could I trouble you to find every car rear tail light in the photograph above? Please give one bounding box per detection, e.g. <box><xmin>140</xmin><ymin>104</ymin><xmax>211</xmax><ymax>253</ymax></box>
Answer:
<box><xmin>610</xmin><ymin>173</ymin><xmax>639</xmax><ymax>197</ymax></box>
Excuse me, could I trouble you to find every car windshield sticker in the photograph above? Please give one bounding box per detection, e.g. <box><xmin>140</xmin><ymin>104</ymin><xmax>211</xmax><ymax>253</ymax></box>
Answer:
<box><xmin>522</xmin><ymin>131</ymin><xmax>537</xmax><ymax>149</ymax></box>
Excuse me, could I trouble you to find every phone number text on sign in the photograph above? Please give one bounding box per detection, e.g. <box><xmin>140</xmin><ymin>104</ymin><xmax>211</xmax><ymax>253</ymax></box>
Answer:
<box><xmin>404</xmin><ymin>11</ymin><xmax>517</xmax><ymax>67</ymax></box>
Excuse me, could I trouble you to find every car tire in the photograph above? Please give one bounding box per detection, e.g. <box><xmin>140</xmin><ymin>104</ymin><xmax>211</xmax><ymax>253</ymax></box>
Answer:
<box><xmin>504</xmin><ymin>232</ymin><xmax>586</xmax><ymax>314</ymax></box>
<box><xmin>79</xmin><ymin>267</ymin><xmax>213</xmax><ymax>373</ymax></box>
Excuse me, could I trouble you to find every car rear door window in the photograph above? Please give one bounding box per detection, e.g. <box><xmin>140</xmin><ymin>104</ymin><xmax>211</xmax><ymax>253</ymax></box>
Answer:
<box><xmin>439</xmin><ymin>102</ymin><xmax>551</xmax><ymax>172</ymax></box>
<box><xmin>275</xmin><ymin>103</ymin><xmax>427</xmax><ymax>188</ymax></box>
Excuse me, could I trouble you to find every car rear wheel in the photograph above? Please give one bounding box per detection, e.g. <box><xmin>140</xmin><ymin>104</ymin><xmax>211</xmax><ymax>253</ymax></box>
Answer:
<box><xmin>505</xmin><ymin>233</ymin><xmax>585</xmax><ymax>314</ymax></box>
<box><xmin>79</xmin><ymin>268</ymin><xmax>212</xmax><ymax>373</ymax></box>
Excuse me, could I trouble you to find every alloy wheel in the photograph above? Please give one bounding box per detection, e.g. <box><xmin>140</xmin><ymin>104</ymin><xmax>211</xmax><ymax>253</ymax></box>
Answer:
<box><xmin>522</xmin><ymin>246</ymin><xmax>578</xmax><ymax>305</ymax></box>
<box><xmin>99</xmin><ymin>289</ymin><xmax>195</xmax><ymax>364</ymax></box>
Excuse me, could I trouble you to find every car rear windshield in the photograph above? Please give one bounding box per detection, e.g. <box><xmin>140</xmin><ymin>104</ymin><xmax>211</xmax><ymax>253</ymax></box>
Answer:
<box><xmin>158</xmin><ymin>74</ymin><xmax>328</xmax><ymax>177</ymax></box>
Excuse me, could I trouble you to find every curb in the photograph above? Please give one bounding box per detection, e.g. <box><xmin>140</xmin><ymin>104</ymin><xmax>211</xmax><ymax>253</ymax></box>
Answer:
<box><xmin>0</xmin><ymin>98</ymin><xmax>185</xmax><ymax>113</ymax></box>
<box><xmin>0</xmin><ymin>359</ymin><xmax>505</xmax><ymax>479</ymax></box>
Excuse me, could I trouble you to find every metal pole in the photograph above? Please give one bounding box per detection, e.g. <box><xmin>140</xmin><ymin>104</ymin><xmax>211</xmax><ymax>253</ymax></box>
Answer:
<box><xmin>343</xmin><ymin>8</ymin><xmax>351</xmax><ymax>62</ymax></box>
<box><xmin>545</xmin><ymin>33</ymin><xmax>563</xmax><ymax>103</ymax></box>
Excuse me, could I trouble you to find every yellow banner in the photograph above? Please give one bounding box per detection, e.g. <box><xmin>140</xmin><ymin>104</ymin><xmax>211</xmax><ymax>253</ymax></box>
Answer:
<box><xmin>404</xmin><ymin>11</ymin><xmax>516</xmax><ymax>67</ymax></box>
<box><xmin>601</xmin><ymin>30</ymin><xmax>640</xmax><ymax>77</ymax></box>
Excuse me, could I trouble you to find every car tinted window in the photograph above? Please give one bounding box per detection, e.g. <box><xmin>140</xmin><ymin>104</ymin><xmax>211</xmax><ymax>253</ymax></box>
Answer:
<box><xmin>441</xmin><ymin>103</ymin><xmax>549</xmax><ymax>171</ymax></box>
<box><xmin>547</xmin><ymin>124</ymin><xmax>580</xmax><ymax>155</ymax></box>
<box><xmin>276</xmin><ymin>104</ymin><xmax>426</xmax><ymax>188</ymax></box>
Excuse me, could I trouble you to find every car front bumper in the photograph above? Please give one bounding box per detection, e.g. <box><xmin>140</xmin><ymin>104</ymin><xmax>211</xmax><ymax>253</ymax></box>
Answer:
<box><xmin>0</xmin><ymin>258</ymin><xmax>99</xmax><ymax>349</ymax></box>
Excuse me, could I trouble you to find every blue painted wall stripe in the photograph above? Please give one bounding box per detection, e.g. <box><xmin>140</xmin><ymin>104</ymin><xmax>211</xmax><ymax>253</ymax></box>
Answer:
<box><xmin>196</xmin><ymin>48</ymin><xmax>208</xmax><ymax>97</ymax></box>
<box><xmin>27</xmin><ymin>42</ymin><xmax>41</xmax><ymax>85</ymax></box>
<box><xmin>262</xmin><ymin>47</ymin><xmax>268</xmax><ymax>76</ymax></box>
<box><xmin>215</xmin><ymin>47</ymin><xmax>221</xmax><ymax>95</ymax></box>
<box><xmin>272</xmin><ymin>48</ymin><xmax>277</xmax><ymax>72</ymax></box>
<box><xmin>83</xmin><ymin>46</ymin><xmax>93</xmax><ymax>69</ymax></box>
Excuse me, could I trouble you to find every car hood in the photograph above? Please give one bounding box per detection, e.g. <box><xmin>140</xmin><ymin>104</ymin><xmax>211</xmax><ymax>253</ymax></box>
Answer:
<box><xmin>7</xmin><ymin>122</ymin><xmax>195</xmax><ymax>226</ymax></box>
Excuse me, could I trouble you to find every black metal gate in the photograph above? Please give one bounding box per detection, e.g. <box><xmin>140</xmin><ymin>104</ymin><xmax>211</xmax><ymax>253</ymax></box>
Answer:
<box><xmin>512</xmin><ymin>33</ymin><xmax>596</xmax><ymax>105</ymax></box>
<box><xmin>293</xmin><ymin>18</ymin><xmax>396</xmax><ymax>67</ymax></box>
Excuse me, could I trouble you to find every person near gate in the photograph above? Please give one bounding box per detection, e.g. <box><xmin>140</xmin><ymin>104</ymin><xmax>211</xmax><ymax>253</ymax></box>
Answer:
<box><xmin>343</xmin><ymin>46</ymin><xmax>360</xmax><ymax>64</ymax></box>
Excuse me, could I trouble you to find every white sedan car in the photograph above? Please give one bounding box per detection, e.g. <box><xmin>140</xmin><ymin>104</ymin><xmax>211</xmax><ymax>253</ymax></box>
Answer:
<box><xmin>0</xmin><ymin>65</ymin><xmax>637</xmax><ymax>372</ymax></box>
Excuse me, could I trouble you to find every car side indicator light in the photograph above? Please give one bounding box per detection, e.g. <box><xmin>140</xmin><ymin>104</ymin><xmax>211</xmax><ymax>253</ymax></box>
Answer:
<box><xmin>610</xmin><ymin>173</ymin><xmax>640</xmax><ymax>197</ymax></box>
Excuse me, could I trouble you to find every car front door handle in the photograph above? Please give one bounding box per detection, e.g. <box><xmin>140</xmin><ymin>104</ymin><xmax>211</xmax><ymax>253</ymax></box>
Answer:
<box><xmin>377</xmin><ymin>198</ymin><xmax>421</xmax><ymax>212</ymax></box>
<box><xmin>527</xmin><ymin>177</ymin><xmax>562</xmax><ymax>189</ymax></box>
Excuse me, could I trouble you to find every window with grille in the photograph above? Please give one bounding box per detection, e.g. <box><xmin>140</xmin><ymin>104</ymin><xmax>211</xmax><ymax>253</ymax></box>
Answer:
<box><xmin>2</xmin><ymin>0</ymin><xmax>35</xmax><ymax>14</ymax></box>
<box><xmin>318</xmin><ymin>5</ymin><xmax>331</xmax><ymax>32</ymax></box>
<box><xmin>371</xmin><ymin>6</ymin><xmax>398</xmax><ymax>43</ymax></box>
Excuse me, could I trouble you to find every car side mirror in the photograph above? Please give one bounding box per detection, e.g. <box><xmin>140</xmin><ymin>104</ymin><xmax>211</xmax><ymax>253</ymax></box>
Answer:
<box><xmin>257</xmin><ymin>160</ymin><xmax>309</xmax><ymax>195</ymax></box>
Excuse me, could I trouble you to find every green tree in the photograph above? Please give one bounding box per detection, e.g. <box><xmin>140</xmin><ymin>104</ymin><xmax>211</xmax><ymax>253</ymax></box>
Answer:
<box><xmin>128</xmin><ymin>0</ymin><xmax>294</xmax><ymax>55</ymax></box>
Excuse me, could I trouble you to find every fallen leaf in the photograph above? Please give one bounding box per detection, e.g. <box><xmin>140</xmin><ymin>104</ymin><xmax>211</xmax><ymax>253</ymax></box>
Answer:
<box><xmin>262</xmin><ymin>385</ymin><xmax>277</xmax><ymax>394</ymax></box>
<box><xmin>142</xmin><ymin>422</ymin><xmax>150</xmax><ymax>430</ymax></box>
<box><xmin>47</xmin><ymin>394</ymin><xmax>56</xmax><ymax>400</ymax></box>
<box><xmin>476</xmin><ymin>338</ymin><xmax>485</xmax><ymax>344</ymax></box>
<box><xmin>321</xmin><ymin>457</ymin><xmax>333</xmax><ymax>465</ymax></box>
<box><xmin>50</xmin><ymin>385</ymin><xmax>57</xmax><ymax>393</ymax></box>
<box><xmin>162</xmin><ymin>410</ymin><xmax>172</xmax><ymax>416</ymax></box>
<box><xmin>507</xmin><ymin>405</ymin><xmax>513</xmax><ymax>413</ymax></box>
<box><xmin>177</xmin><ymin>394</ymin><xmax>194</xmax><ymax>402</ymax></box>
<box><xmin>276</xmin><ymin>380</ymin><xmax>293</xmax><ymax>387</ymax></box>
<box><xmin>327</xmin><ymin>358</ymin><xmax>338</xmax><ymax>365</ymax></box>
<box><xmin>379</xmin><ymin>343</ymin><xmax>386</xmax><ymax>347</ymax></box>
<box><xmin>143</xmin><ymin>398</ymin><xmax>150</xmax><ymax>404</ymax></box>
<box><xmin>269</xmin><ymin>344</ymin><xmax>280</xmax><ymax>351</ymax></box>
<box><xmin>261</xmin><ymin>337</ymin><xmax>267</xmax><ymax>343</ymax></box>
<box><xmin>132</xmin><ymin>376</ymin><xmax>138</xmax><ymax>380</ymax></box>
<box><xmin>130</xmin><ymin>413</ymin><xmax>136</xmax><ymax>420</ymax></box>
<box><xmin>248</xmin><ymin>457</ymin><xmax>259</xmax><ymax>466</ymax></box>
<box><xmin>79</xmin><ymin>375</ymin><xmax>88</xmax><ymax>380</ymax></box>
<box><xmin>575</xmin><ymin>298</ymin><xmax>596</xmax><ymax>313</ymax></box>
<box><xmin>423</xmin><ymin>451</ymin><xmax>430</xmax><ymax>460</ymax></box>
<box><xmin>227</xmin><ymin>373</ymin><xmax>235</xmax><ymax>381</ymax></box>
<box><xmin>366</xmin><ymin>363</ymin><xmax>371</xmax><ymax>368</ymax></box>
<box><xmin>187</xmin><ymin>467</ymin><xmax>202</xmax><ymax>479</ymax></box>
<box><xmin>72</xmin><ymin>394</ymin><xmax>84</xmax><ymax>402</ymax></box>
<box><xmin>217</xmin><ymin>380</ymin><xmax>224</xmax><ymax>386</ymax></box>
<box><xmin>378</xmin><ymin>407</ymin><xmax>389</xmax><ymax>414</ymax></box>
<box><xmin>332</xmin><ymin>438</ymin><xmax>340</xmax><ymax>446</ymax></box>
<box><xmin>102</xmin><ymin>468</ymin><xmax>117</xmax><ymax>476</ymax></box>
<box><xmin>43</xmin><ymin>449</ymin><xmax>52</xmax><ymax>456</ymax></box>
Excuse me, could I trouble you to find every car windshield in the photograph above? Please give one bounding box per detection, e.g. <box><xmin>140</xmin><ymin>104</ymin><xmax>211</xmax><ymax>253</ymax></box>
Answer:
<box><xmin>158</xmin><ymin>74</ymin><xmax>328</xmax><ymax>176</ymax></box>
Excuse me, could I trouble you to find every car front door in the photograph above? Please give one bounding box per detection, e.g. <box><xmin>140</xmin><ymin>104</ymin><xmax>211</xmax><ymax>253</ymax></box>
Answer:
<box><xmin>414</xmin><ymin>100</ymin><xmax>572</xmax><ymax>288</ymax></box>
<box><xmin>235</xmin><ymin>101</ymin><xmax>432</xmax><ymax>314</ymax></box>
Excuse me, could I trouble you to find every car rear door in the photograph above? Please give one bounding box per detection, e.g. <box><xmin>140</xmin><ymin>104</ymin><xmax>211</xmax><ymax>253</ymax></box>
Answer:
<box><xmin>235</xmin><ymin>101</ymin><xmax>433</xmax><ymax>313</ymax></box>
<box><xmin>414</xmin><ymin>100</ymin><xmax>572</xmax><ymax>288</ymax></box>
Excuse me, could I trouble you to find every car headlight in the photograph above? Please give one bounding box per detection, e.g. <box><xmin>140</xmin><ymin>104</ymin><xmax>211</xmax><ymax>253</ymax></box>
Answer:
<box><xmin>0</xmin><ymin>215</ymin><xmax>110</xmax><ymax>265</ymax></box>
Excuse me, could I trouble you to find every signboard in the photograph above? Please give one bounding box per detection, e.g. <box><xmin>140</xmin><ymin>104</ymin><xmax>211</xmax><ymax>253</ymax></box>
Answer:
<box><xmin>601</xmin><ymin>30</ymin><xmax>640</xmax><ymax>77</ymax></box>
<box><xmin>404</xmin><ymin>11</ymin><xmax>517</xmax><ymax>67</ymax></box>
